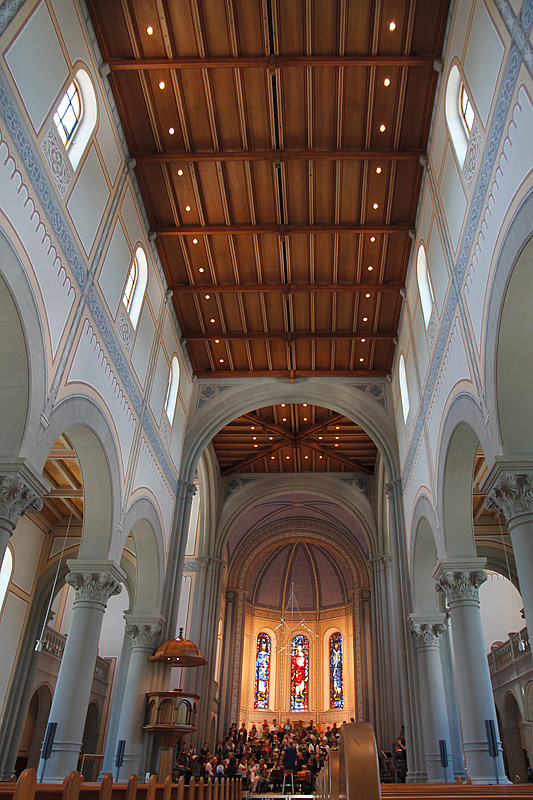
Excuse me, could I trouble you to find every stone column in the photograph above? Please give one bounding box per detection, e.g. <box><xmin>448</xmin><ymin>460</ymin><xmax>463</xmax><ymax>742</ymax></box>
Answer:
<box><xmin>219</xmin><ymin>588</ymin><xmax>247</xmax><ymax>738</ymax></box>
<box><xmin>161</xmin><ymin>482</ymin><xmax>196</xmax><ymax>640</ymax></box>
<box><xmin>0</xmin><ymin>472</ymin><xmax>43</xmax><ymax>564</ymax></box>
<box><xmin>408</xmin><ymin>615</ymin><xmax>453</xmax><ymax>781</ymax></box>
<box><xmin>39</xmin><ymin>562</ymin><xmax>124</xmax><ymax>781</ymax></box>
<box><xmin>434</xmin><ymin>561</ymin><xmax>507</xmax><ymax>783</ymax></box>
<box><xmin>486</xmin><ymin>472</ymin><xmax>533</xmax><ymax>636</ymax></box>
<box><xmin>370</xmin><ymin>555</ymin><xmax>400</xmax><ymax>749</ymax></box>
<box><xmin>115</xmin><ymin>619</ymin><xmax>163</xmax><ymax>780</ymax></box>
<box><xmin>181</xmin><ymin>555</ymin><xmax>224</xmax><ymax>746</ymax></box>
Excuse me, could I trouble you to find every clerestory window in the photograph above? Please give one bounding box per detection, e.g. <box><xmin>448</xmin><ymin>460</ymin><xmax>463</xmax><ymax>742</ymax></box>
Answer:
<box><xmin>164</xmin><ymin>356</ymin><xmax>180</xmax><ymax>424</ymax></box>
<box><xmin>53</xmin><ymin>81</ymin><xmax>81</xmax><ymax>147</ymax></box>
<box><xmin>399</xmin><ymin>353</ymin><xmax>410</xmax><ymax>423</ymax></box>
<box><xmin>122</xmin><ymin>246</ymin><xmax>147</xmax><ymax>329</ymax></box>
<box><xmin>460</xmin><ymin>84</ymin><xmax>474</xmax><ymax>135</ymax></box>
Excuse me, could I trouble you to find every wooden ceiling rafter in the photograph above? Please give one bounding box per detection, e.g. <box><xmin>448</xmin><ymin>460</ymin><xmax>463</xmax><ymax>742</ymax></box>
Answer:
<box><xmin>168</xmin><ymin>281</ymin><xmax>403</xmax><ymax>293</ymax></box>
<box><xmin>132</xmin><ymin>148</ymin><xmax>424</xmax><ymax>163</ymax></box>
<box><xmin>154</xmin><ymin>223</ymin><xmax>412</xmax><ymax>235</ymax></box>
<box><xmin>105</xmin><ymin>54</ymin><xmax>438</xmax><ymax>70</ymax></box>
<box><xmin>184</xmin><ymin>330</ymin><xmax>395</xmax><ymax>341</ymax></box>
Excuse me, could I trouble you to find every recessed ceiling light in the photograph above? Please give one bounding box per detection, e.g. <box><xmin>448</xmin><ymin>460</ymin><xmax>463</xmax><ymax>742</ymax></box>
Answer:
<box><xmin>389</xmin><ymin>21</ymin><xmax>396</xmax><ymax>31</ymax></box>
<box><xmin>281</xmin><ymin>403</ymin><xmax>286</xmax><ymax>407</ymax></box>
<box><xmin>318</xmin><ymin>436</ymin><xmax>323</xmax><ymax>440</ymax></box>
<box><xmin>336</xmin><ymin>426</ymin><xmax>340</xmax><ymax>430</ymax></box>
<box><xmin>210</xmin><ymin>318</ymin><xmax>215</xmax><ymax>323</ymax></box>
<box><xmin>370</xmin><ymin>236</ymin><xmax>376</xmax><ymax>242</ymax></box>
<box><xmin>199</xmin><ymin>267</ymin><xmax>204</xmax><ymax>272</ymax></box>
<box><xmin>304</xmin><ymin>455</ymin><xmax>309</xmax><ymax>459</ymax></box>
<box><xmin>269</xmin><ymin>436</ymin><xmax>274</xmax><ymax>440</ymax></box>
<box><xmin>303</xmin><ymin>403</ymin><xmax>308</xmax><ymax>407</ymax></box>
<box><xmin>253</xmin><ymin>436</ymin><xmax>257</xmax><ymax>440</ymax></box>
<box><xmin>219</xmin><ymin>358</ymin><xmax>224</xmax><ymax>363</ymax></box>
<box><xmin>359</xmin><ymin>357</ymin><xmax>364</xmax><ymax>362</ymax></box>
<box><xmin>319</xmin><ymin>455</ymin><xmax>323</xmax><ymax>459</ymax></box>
<box><xmin>365</xmin><ymin>293</ymin><xmax>371</xmax><ymax>298</ymax></box>
<box><xmin>376</xmin><ymin>167</ymin><xmax>382</xmax><ymax>174</ymax></box>
<box><xmin>282</xmin><ymin>418</ymin><xmax>287</xmax><ymax>422</ymax></box>
<box><xmin>285</xmin><ymin>455</ymin><xmax>290</xmax><ymax>460</ymax></box>
<box><xmin>303</xmin><ymin>417</ymin><xmax>308</xmax><ymax>421</ymax></box>
<box><xmin>363</xmin><ymin>316</ymin><xmax>368</xmax><ymax>322</ymax></box>
<box><xmin>361</xmin><ymin>338</ymin><xmax>366</xmax><ymax>343</ymax></box>
<box><xmin>384</xmin><ymin>78</ymin><xmax>391</xmax><ymax>87</ymax></box>
<box><xmin>185</xmin><ymin>205</ymin><xmax>191</xmax><ymax>212</ymax></box>
<box><xmin>335</xmin><ymin>443</ymin><xmax>339</xmax><ymax>447</ymax></box>
<box><xmin>368</xmin><ymin>265</ymin><xmax>373</xmax><ymax>271</ymax></box>
<box><xmin>215</xmin><ymin>339</ymin><xmax>220</xmax><ymax>343</ymax></box>
<box><xmin>159</xmin><ymin>81</ymin><xmax>165</xmax><ymax>90</ymax></box>
<box><xmin>379</xmin><ymin>124</ymin><xmax>386</xmax><ymax>133</ymax></box>
<box><xmin>254</xmin><ymin>444</ymin><xmax>258</xmax><ymax>448</ymax></box>
<box><xmin>205</xmin><ymin>294</ymin><xmax>210</xmax><ymax>299</ymax></box>
<box><xmin>177</xmin><ymin>169</ymin><xmax>183</xmax><ymax>176</ymax></box>
<box><xmin>373</xmin><ymin>203</ymin><xmax>379</xmax><ymax>209</ymax></box>
<box><xmin>168</xmin><ymin>127</ymin><xmax>175</xmax><ymax>135</ymax></box>
<box><xmin>147</xmin><ymin>26</ymin><xmax>154</xmax><ymax>35</ymax></box>
<box><xmin>271</xmin><ymin>456</ymin><xmax>275</xmax><ymax>460</ymax></box>
<box><xmin>192</xmin><ymin>238</ymin><xmax>198</xmax><ymax>244</ymax></box>
<box><xmin>335</xmin><ymin>436</ymin><xmax>339</xmax><ymax>440</ymax></box>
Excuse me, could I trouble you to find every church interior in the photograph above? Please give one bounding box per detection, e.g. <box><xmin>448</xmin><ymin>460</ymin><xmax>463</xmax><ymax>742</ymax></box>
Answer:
<box><xmin>0</xmin><ymin>0</ymin><xmax>532</xmax><ymax>789</ymax></box>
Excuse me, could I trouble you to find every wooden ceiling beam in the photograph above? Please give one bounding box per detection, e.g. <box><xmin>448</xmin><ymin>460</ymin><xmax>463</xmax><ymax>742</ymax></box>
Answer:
<box><xmin>185</xmin><ymin>331</ymin><xmax>395</xmax><ymax>341</ymax></box>
<box><xmin>47</xmin><ymin>489</ymin><xmax>84</xmax><ymax>498</ymax></box>
<box><xmin>106</xmin><ymin>55</ymin><xmax>436</xmax><ymax>70</ymax></box>
<box><xmin>221</xmin><ymin>439</ymin><xmax>289</xmax><ymax>476</ymax></box>
<box><xmin>242</xmin><ymin>412</ymin><xmax>296</xmax><ymax>442</ymax></box>
<box><xmin>170</xmin><ymin>282</ymin><xmax>403</xmax><ymax>294</ymax></box>
<box><xmin>155</xmin><ymin>223</ymin><xmax>411</xmax><ymax>235</ymax></box>
<box><xmin>195</xmin><ymin>369</ymin><xmax>388</xmax><ymax>377</ymax></box>
<box><xmin>304</xmin><ymin>440</ymin><xmax>373</xmax><ymax>474</ymax></box>
<box><xmin>134</xmin><ymin>149</ymin><xmax>423</xmax><ymax>163</ymax></box>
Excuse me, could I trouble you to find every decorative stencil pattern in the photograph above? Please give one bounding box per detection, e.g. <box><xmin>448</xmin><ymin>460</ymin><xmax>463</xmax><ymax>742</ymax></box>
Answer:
<box><xmin>196</xmin><ymin>382</ymin><xmax>236</xmax><ymax>411</ymax></box>
<box><xmin>462</xmin><ymin>121</ymin><xmax>483</xmax><ymax>193</ymax></box>
<box><xmin>348</xmin><ymin>382</ymin><xmax>388</xmax><ymax>409</ymax></box>
<box><xmin>40</xmin><ymin>124</ymin><xmax>72</xmax><ymax>198</ymax></box>
<box><xmin>253</xmin><ymin>632</ymin><xmax>271</xmax><ymax>709</ymax></box>
<box><xmin>116</xmin><ymin>304</ymin><xmax>134</xmax><ymax>356</ymax></box>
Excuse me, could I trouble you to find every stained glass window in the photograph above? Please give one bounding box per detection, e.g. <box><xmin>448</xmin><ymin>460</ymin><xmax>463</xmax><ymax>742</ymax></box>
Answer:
<box><xmin>254</xmin><ymin>632</ymin><xmax>271</xmax><ymax>709</ymax></box>
<box><xmin>290</xmin><ymin>634</ymin><xmax>309</xmax><ymax>711</ymax></box>
<box><xmin>330</xmin><ymin>632</ymin><xmax>343</xmax><ymax>708</ymax></box>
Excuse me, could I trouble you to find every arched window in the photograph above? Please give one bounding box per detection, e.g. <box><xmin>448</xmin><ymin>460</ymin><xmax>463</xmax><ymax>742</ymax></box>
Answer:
<box><xmin>54</xmin><ymin>81</ymin><xmax>81</xmax><ymax>147</ymax></box>
<box><xmin>0</xmin><ymin>547</ymin><xmax>13</xmax><ymax>618</ymax></box>
<box><xmin>445</xmin><ymin>65</ymin><xmax>470</xmax><ymax>166</ymax></box>
<box><xmin>460</xmin><ymin>84</ymin><xmax>474</xmax><ymax>135</ymax></box>
<box><xmin>163</xmin><ymin>355</ymin><xmax>180</xmax><ymax>424</ymax></box>
<box><xmin>122</xmin><ymin>246</ymin><xmax>147</xmax><ymax>328</ymax></box>
<box><xmin>330</xmin><ymin>632</ymin><xmax>343</xmax><ymax>708</ymax></box>
<box><xmin>254</xmin><ymin>632</ymin><xmax>271</xmax><ymax>709</ymax></box>
<box><xmin>417</xmin><ymin>244</ymin><xmax>435</xmax><ymax>328</ymax></box>
<box><xmin>55</xmin><ymin>69</ymin><xmax>97</xmax><ymax>170</ymax></box>
<box><xmin>398</xmin><ymin>353</ymin><xmax>410</xmax><ymax>423</ymax></box>
<box><xmin>290</xmin><ymin>634</ymin><xmax>309</xmax><ymax>711</ymax></box>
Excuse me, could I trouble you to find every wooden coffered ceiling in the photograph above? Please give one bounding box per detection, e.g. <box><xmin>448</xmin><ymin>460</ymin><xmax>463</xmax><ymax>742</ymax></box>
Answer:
<box><xmin>87</xmin><ymin>0</ymin><xmax>450</xmax><ymax>379</ymax></box>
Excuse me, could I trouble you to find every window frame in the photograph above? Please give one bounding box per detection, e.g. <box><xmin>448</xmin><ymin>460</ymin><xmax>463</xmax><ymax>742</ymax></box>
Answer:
<box><xmin>53</xmin><ymin>80</ymin><xmax>82</xmax><ymax>148</ymax></box>
<box><xmin>416</xmin><ymin>244</ymin><xmax>436</xmax><ymax>328</ymax></box>
<box><xmin>398</xmin><ymin>353</ymin><xmax>410</xmax><ymax>423</ymax></box>
<box><xmin>163</xmin><ymin>355</ymin><xmax>181</xmax><ymax>424</ymax></box>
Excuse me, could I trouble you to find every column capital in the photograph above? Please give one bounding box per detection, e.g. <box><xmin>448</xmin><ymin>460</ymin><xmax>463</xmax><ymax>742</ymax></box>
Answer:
<box><xmin>66</xmin><ymin>561</ymin><xmax>125</xmax><ymax>605</ymax></box>
<box><xmin>124</xmin><ymin>619</ymin><xmax>163</xmax><ymax>649</ymax></box>
<box><xmin>485</xmin><ymin>472</ymin><xmax>533</xmax><ymax>522</ymax></box>
<box><xmin>433</xmin><ymin>559</ymin><xmax>487</xmax><ymax>604</ymax></box>
<box><xmin>0</xmin><ymin>472</ymin><xmax>43</xmax><ymax>526</ymax></box>
<box><xmin>408</xmin><ymin>614</ymin><xmax>447</xmax><ymax>646</ymax></box>
<box><xmin>197</xmin><ymin>555</ymin><xmax>225</xmax><ymax>575</ymax></box>
<box><xmin>385</xmin><ymin>479</ymin><xmax>402</xmax><ymax>500</ymax></box>
<box><xmin>371</xmin><ymin>554</ymin><xmax>393</xmax><ymax>571</ymax></box>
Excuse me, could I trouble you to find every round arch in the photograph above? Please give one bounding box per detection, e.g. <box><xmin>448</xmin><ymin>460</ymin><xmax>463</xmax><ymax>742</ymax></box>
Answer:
<box><xmin>182</xmin><ymin>379</ymin><xmax>399</xmax><ymax>486</ymax></box>
<box><xmin>120</xmin><ymin>496</ymin><xmax>165</xmax><ymax>616</ymax></box>
<box><xmin>215</xmin><ymin>473</ymin><xmax>377</xmax><ymax>562</ymax></box>
<box><xmin>483</xmin><ymin>189</ymin><xmax>533</xmax><ymax>459</ymax></box>
<box><xmin>410</xmin><ymin>497</ymin><xmax>440</xmax><ymax>613</ymax></box>
<box><xmin>34</xmin><ymin>395</ymin><xmax>123</xmax><ymax>562</ymax></box>
<box><xmin>0</xmin><ymin>228</ymin><xmax>47</xmax><ymax>467</ymax></box>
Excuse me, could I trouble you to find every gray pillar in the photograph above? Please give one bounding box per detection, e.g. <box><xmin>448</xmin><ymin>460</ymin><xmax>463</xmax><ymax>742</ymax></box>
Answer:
<box><xmin>0</xmin><ymin>472</ymin><xmax>43</xmax><ymax>565</ymax></box>
<box><xmin>219</xmin><ymin>589</ymin><xmax>247</xmax><ymax>738</ymax></box>
<box><xmin>161</xmin><ymin>482</ymin><xmax>196</xmax><ymax>640</ymax></box>
<box><xmin>434</xmin><ymin>560</ymin><xmax>508</xmax><ymax>784</ymax></box>
<box><xmin>182</xmin><ymin>555</ymin><xmax>224</xmax><ymax>746</ymax></box>
<box><xmin>409</xmin><ymin>616</ymin><xmax>453</xmax><ymax>782</ymax></box>
<box><xmin>371</xmin><ymin>555</ymin><xmax>400</xmax><ymax>750</ymax></box>
<box><xmin>115</xmin><ymin>620</ymin><xmax>163</xmax><ymax>780</ymax></box>
<box><xmin>486</xmin><ymin>472</ymin><xmax>533</xmax><ymax>640</ymax></box>
<box><xmin>39</xmin><ymin>562</ymin><xmax>124</xmax><ymax>781</ymax></box>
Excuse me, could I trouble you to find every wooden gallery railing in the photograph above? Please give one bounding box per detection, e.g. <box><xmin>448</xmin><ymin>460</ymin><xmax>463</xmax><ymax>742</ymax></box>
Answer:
<box><xmin>0</xmin><ymin>771</ymin><xmax>242</xmax><ymax>800</ymax></box>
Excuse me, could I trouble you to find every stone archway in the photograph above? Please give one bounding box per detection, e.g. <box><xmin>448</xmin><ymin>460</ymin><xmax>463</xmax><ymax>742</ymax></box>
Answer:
<box><xmin>502</xmin><ymin>693</ymin><xmax>528</xmax><ymax>782</ymax></box>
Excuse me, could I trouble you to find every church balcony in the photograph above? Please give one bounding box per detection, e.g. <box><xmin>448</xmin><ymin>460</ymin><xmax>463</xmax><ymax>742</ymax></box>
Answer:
<box><xmin>40</xmin><ymin>626</ymin><xmax>111</xmax><ymax>683</ymax></box>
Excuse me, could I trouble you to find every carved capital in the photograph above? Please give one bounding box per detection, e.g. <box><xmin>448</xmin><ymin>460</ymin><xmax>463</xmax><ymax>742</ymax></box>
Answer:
<box><xmin>435</xmin><ymin>569</ymin><xmax>486</xmax><ymax>603</ymax></box>
<box><xmin>385</xmin><ymin>480</ymin><xmax>402</xmax><ymax>500</ymax></box>
<box><xmin>486</xmin><ymin>472</ymin><xmax>533</xmax><ymax>521</ymax></box>
<box><xmin>197</xmin><ymin>555</ymin><xmax>225</xmax><ymax>575</ymax></box>
<box><xmin>409</xmin><ymin>617</ymin><xmax>447</xmax><ymax>647</ymax></box>
<box><xmin>125</xmin><ymin>621</ymin><xmax>163</xmax><ymax>649</ymax></box>
<box><xmin>66</xmin><ymin>570</ymin><xmax>122</xmax><ymax>605</ymax></box>
<box><xmin>0</xmin><ymin>474</ymin><xmax>43</xmax><ymax>526</ymax></box>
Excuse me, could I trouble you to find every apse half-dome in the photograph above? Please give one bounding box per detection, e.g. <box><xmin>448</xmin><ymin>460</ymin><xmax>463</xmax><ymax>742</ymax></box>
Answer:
<box><xmin>247</xmin><ymin>541</ymin><xmax>352</xmax><ymax>611</ymax></box>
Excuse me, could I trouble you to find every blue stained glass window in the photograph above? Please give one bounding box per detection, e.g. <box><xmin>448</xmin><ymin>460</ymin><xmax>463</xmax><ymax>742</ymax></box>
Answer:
<box><xmin>330</xmin><ymin>632</ymin><xmax>343</xmax><ymax>708</ymax></box>
<box><xmin>254</xmin><ymin>632</ymin><xmax>271</xmax><ymax>708</ymax></box>
<box><xmin>290</xmin><ymin>634</ymin><xmax>309</xmax><ymax>711</ymax></box>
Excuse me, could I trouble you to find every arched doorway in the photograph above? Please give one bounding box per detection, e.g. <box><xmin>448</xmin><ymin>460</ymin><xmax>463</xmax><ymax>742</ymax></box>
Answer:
<box><xmin>15</xmin><ymin>685</ymin><xmax>52</xmax><ymax>773</ymax></box>
<box><xmin>502</xmin><ymin>694</ymin><xmax>528</xmax><ymax>782</ymax></box>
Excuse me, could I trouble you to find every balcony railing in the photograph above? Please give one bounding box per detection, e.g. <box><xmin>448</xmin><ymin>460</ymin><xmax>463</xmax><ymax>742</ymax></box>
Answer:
<box><xmin>41</xmin><ymin>626</ymin><xmax>111</xmax><ymax>682</ymax></box>
<box><xmin>487</xmin><ymin>626</ymin><xmax>530</xmax><ymax>675</ymax></box>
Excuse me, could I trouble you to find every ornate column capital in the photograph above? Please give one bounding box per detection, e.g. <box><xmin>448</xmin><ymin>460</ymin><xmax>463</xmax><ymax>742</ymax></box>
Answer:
<box><xmin>370</xmin><ymin>554</ymin><xmax>393</xmax><ymax>572</ymax></box>
<box><xmin>66</xmin><ymin>561</ymin><xmax>125</xmax><ymax>606</ymax></box>
<box><xmin>385</xmin><ymin>479</ymin><xmax>402</xmax><ymax>500</ymax></box>
<box><xmin>124</xmin><ymin>620</ymin><xmax>163</xmax><ymax>649</ymax></box>
<box><xmin>197</xmin><ymin>555</ymin><xmax>225</xmax><ymax>575</ymax></box>
<box><xmin>486</xmin><ymin>472</ymin><xmax>533</xmax><ymax>521</ymax></box>
<box><xmin>408</xmin><ymin>614</ymin><xmax>447</xmax><ymax>647</ymax></box>
<box><xmin>433</xmin><ymin>559</ymin><xmax>487</xmax><ymax>604</ymax></box>
<box><xmin>0</xmin><ymin>473</ymin><xmax>43</xmax><ymax>526</ymax></box>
